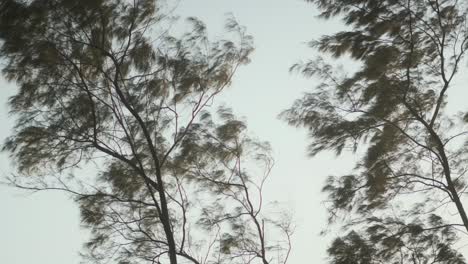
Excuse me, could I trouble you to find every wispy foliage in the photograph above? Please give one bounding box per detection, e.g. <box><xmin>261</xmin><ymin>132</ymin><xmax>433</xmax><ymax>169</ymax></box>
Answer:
<box><xmin>0</xmin><ymin>1</ymin><xmax>291</xmax><ymax>263</ymax></box>
<box><xmin>283</xmin><ymin>0</ymin><xmax>468</xmax><ymax>262</ymax></box>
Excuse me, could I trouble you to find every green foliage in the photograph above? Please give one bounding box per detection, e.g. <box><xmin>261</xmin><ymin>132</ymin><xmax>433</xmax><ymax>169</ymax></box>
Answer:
<box><xmin>0</xmin><ymin>1</ymin><xmax>291</xmax><ymax>264</ymax></box>
<box><xmin>327</xmin><ymin>231</ymin><xmax>374</xmax><ymax>264</ymax></box>
<box><xmin>328</xmin><ymin>215</ymin><xmax>466</xmax><ymax>264</ymax></box>
<box><xmin>285</xmin><ymin>0</ymin><xmax>468</xmax><ymax>263</ymax></box>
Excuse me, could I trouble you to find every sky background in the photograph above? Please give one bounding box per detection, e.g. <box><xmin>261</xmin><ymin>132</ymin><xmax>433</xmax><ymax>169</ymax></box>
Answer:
<box><xmin>0</xmin><ymin>0</ymin><xmax>450</xmax><ymax>263</ymax></box>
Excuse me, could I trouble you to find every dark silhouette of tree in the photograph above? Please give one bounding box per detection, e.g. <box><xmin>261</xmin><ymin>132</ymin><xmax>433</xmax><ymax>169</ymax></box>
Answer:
<box><xmin>0</xmin><ymin>1</ymin><xmax>292</xmax><ymax>263</ymax></box>
<box><xmin>282</xmin><ymin>0</ymin><xmax>468</xmax><ymax>263</ymax></box>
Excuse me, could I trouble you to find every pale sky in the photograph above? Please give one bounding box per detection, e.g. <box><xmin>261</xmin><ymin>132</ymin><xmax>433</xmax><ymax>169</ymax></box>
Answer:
<box><xmin>0</xmin><ymin>0</ymin><xmax>374</xmax><ymax>263</ymax></box>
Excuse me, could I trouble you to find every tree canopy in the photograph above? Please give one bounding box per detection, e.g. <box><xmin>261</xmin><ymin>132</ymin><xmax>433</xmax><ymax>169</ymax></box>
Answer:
<box><xmin>283</xmin><ymin>0</ymin><xmax>468</xmax><ymax>263</ymax></box>
<box><xmin>0</xmin><ymin>0</ymin><xmax>292</xmax><ymax>264</ymax></box>
<box><xmin>4</xmin><ymin>0</ymin><xmax>468</xmax><ymax>263</ymax></box>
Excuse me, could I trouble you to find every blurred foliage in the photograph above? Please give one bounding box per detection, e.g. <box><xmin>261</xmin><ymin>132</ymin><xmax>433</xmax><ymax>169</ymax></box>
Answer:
<box><xmin>284</xmin><ymin>0</ymin><xmax>468</xmax><ymax>263</ymax></box>
<box><xmin>0</xmin><ymin>1</ymin><xmax>291</xmax><ymax>264</ymax></box>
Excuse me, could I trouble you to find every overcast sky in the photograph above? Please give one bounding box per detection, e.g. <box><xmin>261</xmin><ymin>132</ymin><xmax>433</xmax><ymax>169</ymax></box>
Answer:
<box><xmin>0</xmin><ymin>0</ymin><xmax>369</xmax><ymax>263</ymax></box>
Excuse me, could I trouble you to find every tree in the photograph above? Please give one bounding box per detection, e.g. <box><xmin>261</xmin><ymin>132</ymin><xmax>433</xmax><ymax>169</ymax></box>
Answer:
<box><xmin>282</xmin><ymin>0</ymin><xmax>468</xmax><ymax>263</ymax></box>
<box><xmin>0</xmin><ymin>0</ymin><xmax>292</xmax><ymax>263</ymax></box>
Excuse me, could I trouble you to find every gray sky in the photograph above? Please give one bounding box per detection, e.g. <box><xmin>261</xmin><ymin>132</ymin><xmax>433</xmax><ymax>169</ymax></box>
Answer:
<box><xmin>0</xmin><ymin>0</ymin><xmax>362</xmax><ymax>263</ymax></box>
